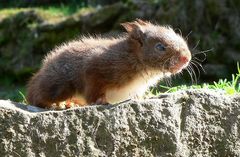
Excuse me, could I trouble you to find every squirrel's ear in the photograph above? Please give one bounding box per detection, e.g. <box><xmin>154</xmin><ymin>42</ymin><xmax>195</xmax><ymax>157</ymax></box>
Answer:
<box><xmin>121</xmin><ymin>21</ymin><xmax>144</xmax><ymax>42</ymax></box>
<box><xmin>135</xmin><ymin>19</ymin><xmax>149</xmax><ymax>26</ymax></box>
<box><xmin>121</xmin><ymin>19</ymin><xmax>149</xmax><ymax>33</ymax></box>
<box><xmin>121</xmin><ymin>22</ymin><xmax>142</xmax><ymax>34</ymax></box>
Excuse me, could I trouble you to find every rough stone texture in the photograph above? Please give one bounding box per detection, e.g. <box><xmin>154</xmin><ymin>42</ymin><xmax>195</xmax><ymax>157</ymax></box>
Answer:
<box><xmin>1</xmin><ymin>89</ymin><xmax>240</xmax><ymax>156</ymax></box>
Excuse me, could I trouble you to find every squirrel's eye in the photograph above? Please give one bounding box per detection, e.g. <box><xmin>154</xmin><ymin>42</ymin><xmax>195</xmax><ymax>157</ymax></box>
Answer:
<box><xmin>155</xmin><ymin>43</ymin><xmax>166</xmax><ymax>52</ymax></box>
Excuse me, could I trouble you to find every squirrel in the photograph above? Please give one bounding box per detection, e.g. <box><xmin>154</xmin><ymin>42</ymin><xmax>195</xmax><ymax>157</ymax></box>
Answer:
<box><xmin>26</xmin><ymin>19</ymin><xmax>191</xmax><ymax>108</ymax></box>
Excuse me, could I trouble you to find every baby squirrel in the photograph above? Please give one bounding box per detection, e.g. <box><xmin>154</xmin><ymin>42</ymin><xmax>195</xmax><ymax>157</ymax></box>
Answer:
<box><xmin>27</xmin><ymin>19</ymin><xmax>191</xmax><ymax>108</ymax></box>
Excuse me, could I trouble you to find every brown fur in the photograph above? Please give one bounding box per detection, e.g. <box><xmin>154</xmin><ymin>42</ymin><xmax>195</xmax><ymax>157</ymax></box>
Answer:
<box><xmin>27</xmin><ymin>19</ymin><xmax>191</xmax><ymax>108</ymax></box>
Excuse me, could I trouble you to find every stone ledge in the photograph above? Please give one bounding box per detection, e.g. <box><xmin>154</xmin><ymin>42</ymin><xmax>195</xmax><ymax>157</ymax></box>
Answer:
<box><xmin>0</xmin><ymin>89</ymin><xmax>240</xmax><ymax>156</ymax></box>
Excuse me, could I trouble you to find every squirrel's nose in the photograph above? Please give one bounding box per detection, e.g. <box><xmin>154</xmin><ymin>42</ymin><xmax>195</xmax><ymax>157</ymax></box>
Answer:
<box><xmin>179</xmin><ymin>56</ymin><xmax>189</xmax><ymax>63</ymax></box>
<box><xmin>179</xmin><ymin>51</ymin><xmax>191</xmax><ymax>64</ymax></box>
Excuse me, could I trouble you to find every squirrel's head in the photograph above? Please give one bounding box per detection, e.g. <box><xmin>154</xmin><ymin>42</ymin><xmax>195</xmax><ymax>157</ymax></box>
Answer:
<box><xmin>121</xmin><ymin>19</ymin><xmax>191</xmax><ymax>74</ymax></box>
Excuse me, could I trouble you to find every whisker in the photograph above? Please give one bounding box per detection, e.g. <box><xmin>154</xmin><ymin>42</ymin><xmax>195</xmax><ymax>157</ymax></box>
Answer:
<box><xmin>166</xmin><ymin>71</ymin><xmax>173</xmax><ymax>87</ymax></box>
<box><xmin>163</xmin><ymin>76</ymin><xmax>171</xmax><ymax>87</ymax></box>
<box><xmin>178</xmin><ymin>71</ymin><xmax>184</xmax><ymax>76</ymax></box>
<box><xmin>168</xmin><ymin>78</ymin><xmax>172</xmax><ymax>87</ymax></box>
<box><xmin>187</xmin><ymin>65</ymin><xmax>195</xmax><ymax>84</ymax></box>
<box><xmin>162</xmin><ymin>57</ymin><xmax>172</xmax><ymax>71</ymax></box>
<box><xmin>192</xmin><ymin>48</ymin><xmax>213</xmax><ymax>61</ymax></box>
<box><xmin>193</xmin><ymin>48</ymin><xmax>213</xmax><ymax>56</ymax></box>
<box><xmin>167</xmin><ymin>75</ymin><xmax>172</xmax><ymax>86</ymax></box>
<box><xmin>191</xmin><ymin>59</ymin><xmax>206</xmax><ymax>73</ymax></box>
<box><xmin>192</xmin><ymin>40</ymin><xmax>200</xmax><ymax>50</ymax></box>
<box><xmin>196</xmin><ymin>48</ymin><xmax>214</xmax><ymax>54</ymax></box>
<box><xmin>173</xmin><ymin>74</ymin><xmax>177</xmax><ymax>80</ymax></box>
<box><xmin>190</xmin><ymin>61</ymin><xmax>201</xmax><ymax>80</ymax></box>
<box><xmin>185</xmin><ymin>30</ymin><xmax>192</xmax><ymax>41</ymax></box>
<box><xmin>186</xmin><ymin>67</ymin><xmax>194</xmax><ymax>84</ymax></box>
<box><xmin>193</xmin><ymin>56</ymin><xmax>206</xmax><ymax>62</ymax></box>
<box><xmin>157</xmin><ymin>57</ymin><xmax>172</xmax><ymax>88</ymax></box>
<box><xmin>189</xmin><ymin>65</ymin><xmax>197</xmax><ymax>84</ymax></box>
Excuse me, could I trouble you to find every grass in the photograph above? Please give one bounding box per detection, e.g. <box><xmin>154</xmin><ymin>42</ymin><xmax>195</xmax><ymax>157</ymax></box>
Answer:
<box><xmin>0</xmin><ymin>86</ymin><xmax>26</xmax><ymax>103</ymax></box>
<box><xmin>0</xmin><ymin>4</ymin><xmax>93</xmax><ymax>21</ymax></box>
<box><xmin>151</xmin><ymin>62</ymin><xmax>240</xmax><ymax>95</ymax></box>
<box><xmin>37</xmin><ymin>4</ymin><xmax>86</xmax><ymax>16</ymax></box>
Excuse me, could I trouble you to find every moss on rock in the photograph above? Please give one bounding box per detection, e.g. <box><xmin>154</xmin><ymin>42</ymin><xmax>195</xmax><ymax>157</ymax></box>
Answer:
<box><xmin>0</xmin><ymin>3</ymin><xmax>126</xmax><ymax>80</ymax></box>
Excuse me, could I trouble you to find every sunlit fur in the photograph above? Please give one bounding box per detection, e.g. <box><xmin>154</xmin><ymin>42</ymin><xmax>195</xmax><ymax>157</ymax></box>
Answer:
<box><xmin>27</xmin><ymin>19</ymin><xmax>192</xmax><ymax>107</ymax></box>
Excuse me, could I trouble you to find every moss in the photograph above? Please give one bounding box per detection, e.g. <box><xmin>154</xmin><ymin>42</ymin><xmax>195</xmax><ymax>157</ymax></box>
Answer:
<box><xmin>0</xmin><ymin>8</ymin><xmax>26</xmax><ymax>20</ymax></box>
<box><xmin>33</xmin><ymin>27</ymin><xmax>81</xmax><ymax>52</ymax></box>
<box><xmin>87</xmin><ymin>3</ymin><xmax>125</xmax><ymax>28</ymax></box>
<box><xmin>75</xmin><ymin>7</ymin><xmax>95</xmax><ymax>15</ymax></box>
<box><xmin>34</xmin><ymin>9</ymin><xmax>64</xmax><ymax>22</ymax></box>
<box><xmin>0</xmin><ymin>4</ymin><xmax>90</xmax><ymax>20</ymax></box>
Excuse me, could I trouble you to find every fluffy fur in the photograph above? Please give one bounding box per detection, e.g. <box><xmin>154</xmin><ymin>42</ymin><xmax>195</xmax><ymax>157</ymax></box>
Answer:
<box><xmin>27</xmin><ymin>19</ymin><xmax>191</xmax><ymax>108</ymax></box>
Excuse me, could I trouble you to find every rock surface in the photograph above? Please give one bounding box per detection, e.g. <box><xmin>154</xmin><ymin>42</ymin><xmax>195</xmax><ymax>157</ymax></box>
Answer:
<box><xmin>0</xmin><ymin>89</ymin><xmax>240</xmax><ymax>156</ymax></box>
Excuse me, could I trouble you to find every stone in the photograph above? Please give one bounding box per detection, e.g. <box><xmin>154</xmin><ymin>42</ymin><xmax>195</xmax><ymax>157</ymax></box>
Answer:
<box><xmin>0</xmin><ymin>89</ymin><xmax>240</xmax><ymax>156</ymax></box>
